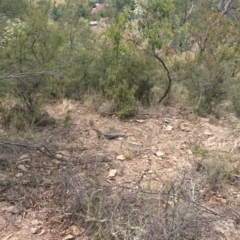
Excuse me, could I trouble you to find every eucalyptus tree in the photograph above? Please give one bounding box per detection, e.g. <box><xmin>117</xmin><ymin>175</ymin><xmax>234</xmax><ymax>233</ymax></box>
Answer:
<box><xmin>171</xmin><ymin>0</ymin><xmax>240</xmax><ymax>114</ymax></box>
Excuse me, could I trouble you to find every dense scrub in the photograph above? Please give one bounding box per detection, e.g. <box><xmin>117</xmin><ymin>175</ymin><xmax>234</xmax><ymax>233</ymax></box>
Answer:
<box><xmin>1</xmin><ymin>0</ymin><xmax>240</xmax><ymax>128</ymax></box>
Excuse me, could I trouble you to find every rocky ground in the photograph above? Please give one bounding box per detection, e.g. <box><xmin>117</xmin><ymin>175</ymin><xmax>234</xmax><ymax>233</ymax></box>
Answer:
<box><xmin>1</xmin><ymin>100</ymin><xmax>240</xmax><ymax>239</ymax></box>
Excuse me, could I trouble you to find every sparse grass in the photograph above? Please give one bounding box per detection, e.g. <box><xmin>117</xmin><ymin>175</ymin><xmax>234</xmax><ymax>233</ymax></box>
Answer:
<box><xmin>190</xmin><ymin>136</ymin><xmax>240</xmax><ymax>198</ymax></box>
<box><xmin>190</xmin><ymin>138</ymin><xmax>208</xmax><ymax>159</ymax></box>
<box><xmin>0</xmin><ymin>103</ymin><xmax>41</xmax><ymax>131</ymax></box>
<box><xmin>123</xmin><ymin>152</ymin><xmax>132</xmax><ymax>160</ymax></box>
<box><xmin>193</xmin><ymin>151</ymin><xmax>239</xmax><ymax>194</ymax></box>
<box><xmin>204</xmin><ymin>158</ymin><xmax>229</xmax><ymax>191</ymax></box>
<box><xmin>63</xmin><ymin>113</ymin><xmax>73</xmax><ymax>126</ymax></box>
<box><xmin>209</xmin><ymin>114</ymin><xmax>219</xmax><ymax>125</ymax></box>
<box><xmin>186</xmin><ymin>112</ymin><xmax>198</xmax><ymax>122</ymax></box>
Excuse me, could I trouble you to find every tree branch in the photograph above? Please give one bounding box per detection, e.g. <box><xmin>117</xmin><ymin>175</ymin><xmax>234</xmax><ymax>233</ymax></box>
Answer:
<box><xmin>152</xmin><ymin>50</ymin><xmax>172</xmax><ymax>103</ymax></box>
<box><xmin>185</xmin><ymin>1</ymin><xmax>194</xmax><ymax>22</ymax></box>
<box><xmin>222</xmin><ymin>0</ymin><xmax>233</xmax><ymax>15</ymax></box>
<box><xmin>123</xmin><ymin>36</ymin><xmax>172</xmax><ymax>104</ymax></box>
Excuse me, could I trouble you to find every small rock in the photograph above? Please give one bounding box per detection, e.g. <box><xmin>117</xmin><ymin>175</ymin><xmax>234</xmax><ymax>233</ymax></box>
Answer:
<box><xmin>135</xmin><ymin>119</ymin><xmax>145</xmax><ymax>123</ymax></box>
<box><xmin>31</xmin><ymin>227</ymin><xmax>39</xmax><ymax>234</ymax></box>
<box><xmin>18</xmin><ymin>154</ymin><xmax>30</xmax><ymax>161</ymax></box>
<box><xmin>17</xmin><ymin>164</ymin><xmax>27</xmax><ymax>172</ymax></box>
<box><xmin>163</xmin><ymin>118</ymin><xmax>171</xmax><ymax>123</ymax></box>
<box><xmin>56</xmin><ymin>151</ymin><xmax>71</xmax><ymax>160</ymax></box>
<box><xmin>204</xmin><ymin>130</ymin><xmax>213</xmax><ymax>136</ymax></box>
<box><xmin>155</xmin><ymin>151</ymin><xmax>164</xmax><ymax>157</ymax></box>
<box><xmin>165</xmin><ymin>125</ymin><xmax>173</xmax><ymax>131</ymax></box>
<box><xmin>108</xmin><ymin>169</ymin><xmax>117</xmax><ymax>178</ymax></box>
<box><xmin>63</xmin><ymin>234</ymin><xmax>75</xmax><ymax>240</ymax></box>
<box><xmin>221</xmin><ymin>198</ymin><xmax>227</xmax><ymax>204</ymax></box>
<box><xmin>116</xmin><ymin>155</ymin><xmax>125</xmax><ymax>161</ymax></box>
<box><xmin>70</xmin><ymin>225</ymin><xmax>83</xmax><ymax>236</ymax></box>
<box><xmin>31</xmin><ymin>219</ymin><xmax>39</xmax><ymax>225</ymax></box>
<box><xmin>15</xmin><ymin>173</ymin><xmax>23</xmax><ymax>178</ymax></box>
<box><xmin>180</xmin><ymin>123</ymin><xmax>190</xmax><ymax>132</ymax></box>
<box><xmin>181</xmin><ymin>144</ymin><xmax>187</xmax><ymax>149</ymax></box>
<box><xmin>187</xmin><ymin>149</ymin><xmax>193</xmax><ymax>155</ymax></box>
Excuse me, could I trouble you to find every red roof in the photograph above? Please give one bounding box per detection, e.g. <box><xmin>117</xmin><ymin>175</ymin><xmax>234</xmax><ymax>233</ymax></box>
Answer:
<box><xmin>91</xmin><ymin>4</ymin><xmax>104</xmax><ymax>14</ymax></box>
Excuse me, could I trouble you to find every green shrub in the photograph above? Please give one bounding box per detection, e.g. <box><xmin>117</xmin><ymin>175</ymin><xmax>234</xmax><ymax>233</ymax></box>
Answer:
<box><xmin>113</xmin><ymin>80</ymin><xmax>137</xmax><ymax>118</ymax></box>
<box><xmin>195</xmin><ymin>156</ymin><xmax>237</xmax><ymax>192</ymax></box>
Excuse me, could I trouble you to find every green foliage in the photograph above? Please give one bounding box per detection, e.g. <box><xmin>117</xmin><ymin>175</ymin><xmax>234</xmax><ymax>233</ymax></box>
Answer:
<box><xmin>0</xmin><ymin>0</ymin><xmax>157</xmax><ymax>126</ymax></box>
<box><xmin>113</xmin><ymin>0</ymin><xmax>135</xmax><ymax>12</ymax></box>
<box><xmin>104</xmin><ymin>0</ymin><xmax>135</xmax><ymax>19</ymax></box>
<box><xmin>1</xmin><ymin>103</ymin><xmax>38</xmax><ymax>131</ymax></box>
<box><xmin>1</xmin><ymin>0</ymin><xmax>240</xmax><ymax>130</ymax></box>
<box><xmin>137</xmin><ymin>0</ymin><xmax>174</xmax><ymax>50</ymax></box>
<box><xmin>0</xmin><ymin>4</ymin><xmax>65</xmax><ymax>72</ymax></box>
<box><xmin>184</xmin><ymin>57</ymin><xmax>227</xmax><ymax>116</ymax></box>
<box><xmin>0</xmin><ymin>0</ymin><xmax>27</xmax><ymax>18</ymax></box>
<box><xmin>113</xmin><ymin>80</ymin><xmax>137</xmax><ymax>118</ymax></box>
<box><xmin>0</xmin><ymin>75</ymin><xmax>53</xmax><ymax>130</ymax></box>
<box><xmin>196</xmin><ymin>156</ymin><xmax>237</xmax><ymax>192</ymax></box>
<box><xmin>0</xmin><ymin>1</ymin><xmax>66</xmax><ymax>129</ymax></box>
<box><xmin>167</xmin><ymin>0</ymin><xmax>240</xmax><ymax>115</ymax></box>
<box><xmin>57</xmin><ymin>0</ymin><xmax>91</xmax><ymax>25</ymax></box>
<box><xmin>51</xmin><ymin>4</ymin><xmax>64</xmax><ymax>21</ymax></box>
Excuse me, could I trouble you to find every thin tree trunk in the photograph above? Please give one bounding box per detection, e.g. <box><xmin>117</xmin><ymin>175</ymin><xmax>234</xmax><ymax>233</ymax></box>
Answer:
<box><xmin>153</xmin><ymin>52</ymin><xmax>172</xmax><ymax>104</ymax></box>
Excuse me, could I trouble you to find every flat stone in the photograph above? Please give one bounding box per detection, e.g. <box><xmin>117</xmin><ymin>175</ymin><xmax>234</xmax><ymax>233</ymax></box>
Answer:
<box><xmin>63</xmin><ymin>234</ymin><xmax>75</xmax><ymax>240</ymax></box>
<box><xmin>15</xmin><ymin>173</ymin><xmax>23</xmax><ymax>178</ymax></box>
<box><xmin>165</xmin><ymin>125</ymin><xmax>173</xmax><ymax>131</ymax></box>
<box><xmin>108</xmin><ymin>169</ymin><xmax>117</xmax><ymax>178</ymax></box>
<box><xmin>31</xmin><ymin>227</ymin><xmax>38</xmax><ymax>234</ymax></box>
<box><xmin>116</xmin><ymin>155</ymin><xmax>125</xmax><ymax>160</ymax></box>
<box><xmin>155</xmin><ymin>151</ymin><xmax>164</xmax><ymax>157</ymax></box>
<box><xmin>31</xmin><ymin>219</ymin><xmax>39</xmax><ymax>225</ymax></box>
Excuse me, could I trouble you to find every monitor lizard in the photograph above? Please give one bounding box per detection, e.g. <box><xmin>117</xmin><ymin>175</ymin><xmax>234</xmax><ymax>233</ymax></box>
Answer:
<box><xmin>92</xmin><ymin>128</ymin><xmax>126</xmax><ymax>139</ymax></box>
